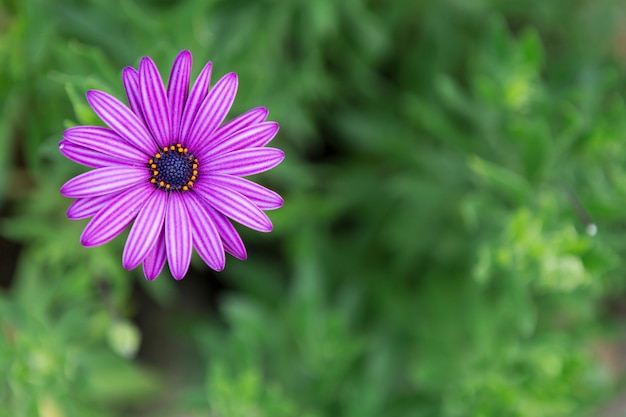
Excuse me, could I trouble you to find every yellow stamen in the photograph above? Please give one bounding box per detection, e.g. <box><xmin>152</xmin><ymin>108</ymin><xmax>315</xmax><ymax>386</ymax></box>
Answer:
<box><xmin>159</xmin><ymin>181</ymin><xmax>165</xmax><ymax>187</ymax></box>
<box><xmin>183</xmin><ymin>185</ymin><xmax>189</xmax><ymax>191</ymax></box>
<box><xmin>165</xmin><ymin>184</ymin><xmax>171</xmax><ymax>189</ymax></box>
<box><xmin>150</xmin><ymin>178</ymin><xmax>156</xmax><ymax>183</ymax></box>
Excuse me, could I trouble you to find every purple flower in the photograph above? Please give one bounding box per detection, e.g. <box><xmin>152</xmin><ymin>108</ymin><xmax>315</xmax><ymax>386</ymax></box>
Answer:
<box><xmin>59</xmin><ymin>50</ymin><xmax>284</xmax><ymax>280</ymax></box>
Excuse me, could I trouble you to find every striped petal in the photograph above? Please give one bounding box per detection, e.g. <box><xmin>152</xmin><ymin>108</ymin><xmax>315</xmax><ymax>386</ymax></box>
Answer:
<box><xmin>123</xmin><ymin>190</ymin><xmax>167</xmax><ymax>270</ymax></box>
<box><xmin>64</xmin><ymin>126</ymin><xmax>147</xmax><ymax>162</ymax></box>
<box><xmin>184</xmin><ymin>192</ymin><xmax>225</xmax><ymax>271</ymax></box>
<box><xmin>194</xmin><ymin>181</ymin><xmax>272</xmax><ymax>232</ymax></box>
<box><xmin>183</xmin><ymin>72</ymin><xmax>238</xmax><ymax>150</ymax></box>
<box><xmin>200</xmin><ymin>122</ymin><xmax>279</xmax><ymax>159</ymax></box>
<box><xmin>140</xmin><ymin>57</ymin><xmax>171</xmax><ymax>148</ymax></box>
<box><xmin>203</xmin><ymin>175</ymin><xmax>283</xmax><ymax>210</ymax></box>
<box><xmin>67</xmin><ymin>194</ymin><xmax>114</xmax><ymax>220</ymax></box>
<box><xmin>59</xmin><ymin>140</ymin><xmax>127</xmax><ymax>168</ymax></box>
<box><xmin>205</xmin><ymin>205</ymin><xmax>247</xmax><ymax>260</ymax></box>
<box><xmin>179</xmin><ymin>61</ymin><xmax>212</xmax><ymax>146</ymax></box>
<box><xmin>80</xmin><ymin>184</ymin><xmax>154</xmax><ymax>247</ymax></box>
<box><xmin>143</xmin><ymin>232</ymin><xmax>167</xmax><ymax>281</ymax></box>
<box><xmin>204</xmin><ymin>148</ymin><xmax>284</xmax><ymax>177</ymax></box>
<box><xmin>86</xmin><ymin>90</ymin><xmax>157</xmax><ymax>155</ymax></box>
<box><xmin>122</xmin><ymin>67</ymin><xmax>144</xmax><ymax>121</ymax></box>
<box><xmin>61</xmin><ymin>166</ymin><xmax>147</xmax><ymax>198</ymax></box>
<box><xmin>210</xmin><ymin>107</ymin><xmax>269</xmax><ymax>146</ymax></box>
<box><xmin>165</xmin><ymin>192</ymin><xmax>192</xmax><ymax>279</ymax></box>
<box><xmin>167</xmin><ymin>50</ymin><xmax>191</xmax><ymax>143</ymax></box>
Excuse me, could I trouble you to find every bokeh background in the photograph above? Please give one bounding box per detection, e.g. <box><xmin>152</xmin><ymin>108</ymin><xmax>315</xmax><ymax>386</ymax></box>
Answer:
<box><xmin>3</xmin><ymin>0</ymin><xmax>626</xmax><ymax>416</ymax></box>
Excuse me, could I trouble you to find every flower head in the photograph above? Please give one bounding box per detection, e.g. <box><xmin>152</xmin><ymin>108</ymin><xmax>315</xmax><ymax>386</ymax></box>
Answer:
<box><xmin>60</xmin><ymin>50</ymin><xmax>284</xmax><ymax>280</ymax></box>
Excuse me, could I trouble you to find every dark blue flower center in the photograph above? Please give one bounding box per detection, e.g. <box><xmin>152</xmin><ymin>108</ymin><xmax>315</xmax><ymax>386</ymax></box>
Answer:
<box><xmin>149</xmin><ymin>144</ymin><xmax>199</xmax><ymax>191</ymax></box>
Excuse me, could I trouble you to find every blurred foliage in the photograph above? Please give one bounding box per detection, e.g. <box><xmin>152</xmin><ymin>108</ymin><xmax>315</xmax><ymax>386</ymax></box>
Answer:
<box><xmin>3</xmin><ymin>0</ymin><xmax>626</xmax><ymax>416</ymax></box>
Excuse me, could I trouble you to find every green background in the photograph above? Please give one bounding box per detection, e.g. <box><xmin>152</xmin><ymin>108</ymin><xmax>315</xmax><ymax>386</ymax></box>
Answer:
<box><xmin>2</xmin><ymin>0</ymin><xmax>626</xmax><ymax>416</ymax></box>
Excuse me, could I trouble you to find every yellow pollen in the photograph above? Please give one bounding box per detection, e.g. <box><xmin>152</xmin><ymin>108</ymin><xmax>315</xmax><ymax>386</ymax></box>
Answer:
<box><xmin>149</xmin><ymin>158</ymin><xmax>153</xmax><ymax>164</ymax></box>
<box><xmin>183</xmin><ymin>185</ymin><xmax>189</xmax><ymax>191</ymax></box>
<box><xmin>163</xmin><ymin>147</ymin><xmax>168</xmax><ymax>152</ymax></box>
<box><xmin>150</xmin><ymin>178</ymin><xmax>156</xmax><ymax>183</ymax></box>
<box><xmin>191</xmin><ymin>175</ymin><xmax>196</xmax><ymax>181</ymax></box>
<box><xmin>184</xmin><ymin>148</ymin><xmax>188</xmax><ymax>153</ymax></box>
<box><xmin>192</xmin><ymin>170</ymin><xmax>198</xmax><ymax>176</ymax></box>
<box><xmin>178</xmin><ymin>147</ymin><xmax>183</xmax><ymax>153</ymax></box>
<box><xmin>170</xmin><ymin>145</ymin><xmax>176</xmax><ymax>150</ymax></box>
<box><xmin>151</xmin><ymin>163</ymin><xmax>157</xmax><ymax>169</ymax></box>
<box><xmin>159</xmin><ymin>181</ymin><xmax>165</xmax><ymax>187</ymax></box>
<box><xmin>176</xmin><ymin>143</ymin><xmax>182</xmax><ymax>147</ymax></box>
<box><xmin>153</xmin><ymin>170</ymin><xmax>159</xmax><ymax>176</ymax></box>
<box><xmin>155</xmin><ymin>153</ymin><xmax>161</xmax><ymax>158</ymax></box>
<box><xmin>187</xmin><ymin>181</ymin><xmax>194</xmax><ymax>187</ymax></box>
<box><xmin>192</xmin><ymin>163</ymin><xmax>198</xmax><ymax>169</ymax></box>
<box><xmin>165</xmin><ymin>184</ymin><xmax>171</xmax><ymax>189</ymax></box>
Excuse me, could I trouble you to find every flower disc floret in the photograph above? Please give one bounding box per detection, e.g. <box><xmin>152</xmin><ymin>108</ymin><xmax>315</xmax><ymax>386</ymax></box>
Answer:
<box><xmin>149</xmin><ymin>144</ymin><xmax>199</xmax><ymax>191</ymax></box>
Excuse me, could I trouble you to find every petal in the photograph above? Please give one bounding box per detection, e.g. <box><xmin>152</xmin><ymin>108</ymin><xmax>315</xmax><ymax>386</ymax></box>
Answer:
<box><xmin>167</xmin><ymin>50</ymin><xmax>192</xmax><ymax>143</ymax></box>
<box><xmin>86</xmin><ymin>90</ymin><xmax>157</xmax><ymax>155</ymax></box>
<box><xmin>205</xmin><ymin>205</ymin><xmax>247</xmax><ymax>260</ymax></box>
<box><xmin>165</xmin><ymin>192</ymin><xmax>192</xmax><ymax>279</ymax></box>
<box><xmin>203</xmin><ymin>175</ymin><xmax>283</xmax><ymax>210</ymax></box>
<box><xmin>183</xmin><ymin>72</ymin><xmax>238</xmax><ymax>150</ymax></box>
<box><xmin>179</xmin><ymin>61</ymin><xmax>212</xmax><ymax>146</ymax></box>
<box><xmin>80</xmin><ymin>184</ymin><xmax>154</xmax><ymax>247</ymax></box>
<box><xmin>140</xmin><ymin>57</ymin><xmax>171</xmax><ymax>148</ymax></box>
<box><xmin>64</xmin><ymin>126</ymin><xmax>146</xmax><ymax>163</ymax></box>
<box><xmin>143</xmin><ymin>232</ymin><xmax>167</xmax><ymax>281</ymax></box>
<box><xmin>122</xmin><ymin>190</ymin><xmax>167</xmax><ymax>270</ymax></box>
<box><xmin>184</xmin><ymin>192</ymin><xmax>225</xmax><ymax>271</ymax></box>
<box><xmin>204</xmin><ymin>148</ymin><xmax>284</xmax><ymax>177</ymax></box>
<box><xmin>67</xmin><ymin>194</ymin><xmax>114</xmax><ymax>220</ymax></box>
<box><xmin>61</xmin><ymin>166</ymin><xmax>148</xmax><ymax>198</ymax></box>
<box><xmin>122</xmin><ymin>67</ymin><xmax>144</xmax><ymax>121</ymax></box>
<box><xmin>194</xmin><ymin>181</ymin><xmax>272</xmax><ymax>232</ymax></box>
<box><xmin>59</xmin><ymin>140</ymin><xmax>127</xmax><ymax>168</ymax></box>
<box><xmin>200</xmin><ymin>122</ymin><xmax>279</xmax><ymax>159</ymax></box>
<box><xmin>210</xmin><ymin>107</ymin><xmax>269</xmax><ymax>146</ymax></box>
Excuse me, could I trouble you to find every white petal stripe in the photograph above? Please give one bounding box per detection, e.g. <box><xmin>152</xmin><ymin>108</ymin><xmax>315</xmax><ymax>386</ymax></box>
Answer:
<box><xmin>67</xmin><ymin>194</ymin><xmax>113</xmax><ymax>220</ymax></box>
<box><xmin>184</xmin><ymin>72</ymin><xmax>238</xmax><ymax>150</ymax></box>
<box><xmin>204</xmin><ymin>175</ymin><xmax>283</xmax><ymax>210</ymax></box>
<box><xmin>123</xmin><ymin>190</ymin><xmax>168</xmax><ymax>270</ymax></box>
<box><xmin>194</xmin><ymin>181</ymin><xmax>272</xmax><ymax>232</ymax></box>
<box><xmin>204</xmin><ymin>204</ymin><xmax>247</xmax><ymax>260</ymax></box>
<box><xmin>210</xmin><ymin>107</ymin><xmax>268</xmax><ymax>145</ymax></box>
<box><xmin>59</xmin><ymin>140</ymin><xmax>125</xmax><ymax>169</ymax></box>
<box><xmin>64</xmin><ymin>126</ymin><xmax>147</xmax><ymax>162</ymax></box>
<box><xmin>80</xmin><ymin>184</ymin><xmax>154</xmax><ymax>247</ymax></box>
<box><xmin>61</xmin><ymin>166</ymin><xmax>148</xmax><ymax>198</ymax></box>
<box><xmin>201</xmin><ymin>122</ymin><xmax>279</xmax><ymax>159</ymax></box>
<box><xmin>122</xmin><ymin>67</ymin><xmax>144</xmax><ymax>121</ymax></box>
<box><xmin>143</xmin><ymin>233</ymin><xmax>167</xmax><ymax>281</ymax></box>
<box><xmin>184</xmin><ymin>192</ymin><xmax>225</xmax><ymax>271</ymax></box>
<box><xmin>179</xmin><ymin>61</ymin><xmax>212</xmax><ymax>146</ymax></box>
<box><xmin>165</xmin><ymin>192</ymin><xmax>192</xmax><ymax>279</ymax></box>
<box><xmin>140</xmin><ymin>57</ymin><xmax>171</xmax><ymax>148</ymax></box>
<box><xmin>204</xmin><ymin>148</ymin><xmax>284</xmax><ymax>177</ymax></box>
<box><xmin>86</xmin><ymin>90</ymin><xmax>157</xmax><ymax>155</ymax></box>
<box><xmin>167</xmin><ymin>50</ymin><xmax>191</xmax><ymax>143</ymax></box>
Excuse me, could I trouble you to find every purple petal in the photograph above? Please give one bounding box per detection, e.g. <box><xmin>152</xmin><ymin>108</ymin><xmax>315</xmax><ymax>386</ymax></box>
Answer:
<box><xmin>64</xmin><ymin>126</ymin><xmax>147</xmax><ymax>162</ymax></box>
<box><xmin>179</xmin><ymin>61</ymin><xmax>212</xmax><ymax>146</ymax></box>
<box><xmin>183</xmin><ymin>72</ymin><xmax>238</xmax><ymax>150</ymax></box>
<box><xmin>122</xmin><ymin>190</ymin><xmax>167</xmax><ymax>270</ymax></box>
<box><xmin>167</xmin><ymin>50</ymin><xmax>191</xmax><ymax>143</ymax></box>
<box><xmin>143</xmin><ymin>232</ymin><xmax>167</xmax><ymax>281</ymax></box>
<box><xmin>165</xmin><ymin>192</ymin><xmax>192</xmax><ymax>279</ymax></box>
<box><xmin>67</xmin><ymin>194</ymin><xmax>113</xmax><ymax>220</ymax></box>
<box><xmin>80</xmin><ymin>184</ymin><xmax>154</xmax><ymax>247</ymax></box>
<box><xmin>210</xmin><ymin>107</ymin><xmax>269</xmax><ymax>145</ymax></box>
<box><xmin>200</xmin><ymin>122</ymin><xmax>279</xmax><ymax>160</ymax></box>
<box><xmin>204</xmin><ymin>205</ymin><xmax>247</xmax><ymax>260</ymax></box>
<box><xmin>184</xmin><ymin>192</ymin><xmax>225</xmax><ymax>271</ymax></box>
<box><xmin>86</xmin><ymin>90</ymin><xmax>157</xmax><ymax>155</ymax></box>
<box><xmin>61</xmin><ymin>166</ymin><xmax>148</xmax><ymax>198</ymax></box>
<box><xmin>204</xmin><ymin>148</ymin><xmax>284</xmax><ymax>177</ymax></box>
<box><xmin>203</xmin><ymin>175</ymin><xmax>283</xmax><ymax>210</ymax></box>
<box><xmin>122</xmin><ymin>67</ymin><xmax>144</xmax><ymax>121</ymax></box>
<box><xmin>59</xmin><ymin>140</ymin><xmax>127</xmax><ymax>168</ymax></box>
<box><xmin>140</xmin><ymin>57</ymin><xmax>171</xmax><ymax>148</ymax></box>
<box><xmin>194</xmin><ymin>181</ymin><xmax>272</xmax><ymax>232</ymax></box>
